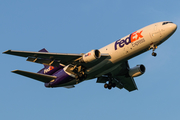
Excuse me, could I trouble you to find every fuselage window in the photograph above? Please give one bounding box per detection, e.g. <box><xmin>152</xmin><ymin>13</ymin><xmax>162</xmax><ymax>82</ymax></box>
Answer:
<box><xmin>162</xmin><ymin>22</ymin><xmax>173</xmax><ymax>25</ymax></box>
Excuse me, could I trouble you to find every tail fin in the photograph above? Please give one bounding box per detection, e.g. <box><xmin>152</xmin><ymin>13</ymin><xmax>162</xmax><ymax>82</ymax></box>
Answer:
<box><xmin>38</xmin><ymin>48</ymin><xmax>49</xmax><ymax>69</ymax></box>
<box><xmin>37</xmin><ymin>48</ymin><xmax>63</xmax><ymax>75</ymax></box>
<box><xmin>37</xmin><ymin>48</ymin><xmax>50</xmax><ymax>74</ymax></box>
<box><xmin>38</xmin><ymin>48</ymin><xmax>48</xmax><ymax>53</ymax></box>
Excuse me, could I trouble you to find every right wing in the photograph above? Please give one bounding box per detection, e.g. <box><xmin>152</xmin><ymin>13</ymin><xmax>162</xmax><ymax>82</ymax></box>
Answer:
<box><xmin>3</xmin><ymin>50</ymin><xmax>82</xmax><ymax>66</ymax></box>
<box><xmin>3</xmin><ymin>50</ymin><xmax>109</xmax><ymax>68</ymax></box>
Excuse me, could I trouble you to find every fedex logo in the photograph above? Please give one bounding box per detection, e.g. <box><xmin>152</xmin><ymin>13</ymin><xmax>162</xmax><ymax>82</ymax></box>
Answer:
<box><xmin>85</xmin><ymin>53</ymin><xmax>91</xmax><ymax>57</ymax></box>
<box><xmin>115</xmin><ymin>30</ymin><xmax>143</xmax><ymax>50</ymax></box>
<box><xmin>44</xmin><ymin>66</ymin><xmax>54</xmax><ymax>74</ymax></box>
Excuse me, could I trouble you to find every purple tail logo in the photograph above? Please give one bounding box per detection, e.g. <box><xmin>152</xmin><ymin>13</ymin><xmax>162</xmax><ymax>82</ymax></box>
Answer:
<box><xmin>44</xmin><ymin>66</ymin><xmax>54</xmax><ymax>74</ymax></box>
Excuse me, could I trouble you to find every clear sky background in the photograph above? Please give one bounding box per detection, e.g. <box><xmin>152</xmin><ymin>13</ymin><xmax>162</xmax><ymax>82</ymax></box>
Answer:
<box><xmin>1</xmin><ymin>1</ymin><xmax>180</xmax><ymax>120</ymax></box>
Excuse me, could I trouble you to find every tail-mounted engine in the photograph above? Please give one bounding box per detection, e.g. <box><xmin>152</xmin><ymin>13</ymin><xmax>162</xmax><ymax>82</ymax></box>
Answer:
<box><xmin>129</xmin><ymin>64</ymin><xmax>146</xmax><ymax>77</ymax></box>
<box><xmin>80</xmin><ymin>49</ymin><xmax>101</xmax><ymax>63</ymax></box>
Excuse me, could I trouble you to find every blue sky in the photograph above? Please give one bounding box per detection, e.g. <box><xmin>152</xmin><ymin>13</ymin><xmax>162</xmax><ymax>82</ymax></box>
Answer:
<box><xmin>1</xmin><ymin>0</ymin><xmax>180</xmax><ymax>120</ymax></box>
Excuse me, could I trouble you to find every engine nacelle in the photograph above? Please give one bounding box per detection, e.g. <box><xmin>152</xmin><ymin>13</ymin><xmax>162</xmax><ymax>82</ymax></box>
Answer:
<box><xmin>81</xmin><ymin>49</ymin><xmax>101</xmax><ymax>63</ymax></box>
<box><xmin>129</xmin><ymin>64</ymin><xmax>145</xmax><ymax>77</ymax></box>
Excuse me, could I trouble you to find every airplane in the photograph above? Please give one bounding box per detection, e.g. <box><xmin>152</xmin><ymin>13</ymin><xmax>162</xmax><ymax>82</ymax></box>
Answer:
<box><xmin>3</xmin><ymin>21</ymin><xmax>177</xmax><ymax>92</ymax></box>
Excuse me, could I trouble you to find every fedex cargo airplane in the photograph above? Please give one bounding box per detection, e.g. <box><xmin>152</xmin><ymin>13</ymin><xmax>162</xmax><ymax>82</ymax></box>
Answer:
<box><xmin>3</xmin><ymin>21</ymin><xmax>177</xmax><ymax>92</ymax></box>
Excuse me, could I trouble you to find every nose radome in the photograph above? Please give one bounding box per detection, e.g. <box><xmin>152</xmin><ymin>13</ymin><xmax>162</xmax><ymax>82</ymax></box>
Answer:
<box><xmin>170</xmin><ymin>23</ymin><xmax>177</xmax><ymax>32</ymax></box>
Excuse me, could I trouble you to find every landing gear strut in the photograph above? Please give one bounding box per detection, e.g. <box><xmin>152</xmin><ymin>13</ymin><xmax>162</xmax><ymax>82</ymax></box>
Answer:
<box><xmin>150</xmin><ymin>44</ymin><xmax>157</xmax><ymax>57</ymax></box>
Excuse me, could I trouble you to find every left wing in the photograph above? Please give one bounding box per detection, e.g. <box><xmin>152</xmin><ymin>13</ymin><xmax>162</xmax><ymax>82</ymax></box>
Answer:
<box><xmin>113</xmin><ymin>76</ymin><xmax>137</xmax><ymax>92</ymax></box>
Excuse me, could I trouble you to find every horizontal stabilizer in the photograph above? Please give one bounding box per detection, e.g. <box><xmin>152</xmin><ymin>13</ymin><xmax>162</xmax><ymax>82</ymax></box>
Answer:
<box><xmin>12</xmin><ymin>70</ymin><xmax>57</xmax><ymax>83</ymax></box>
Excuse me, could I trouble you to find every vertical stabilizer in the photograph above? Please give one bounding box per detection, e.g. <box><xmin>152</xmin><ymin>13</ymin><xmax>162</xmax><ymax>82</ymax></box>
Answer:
<box><xmin>38</xmin><ymin>48</ymin><xmax>49</xmax><ymax>68</ymax></box>
<box><xmin>38</xmin><ymin>48</ymin><xmax>48</xmax><ymax>52</ymax></box>
<box><xmin>37</xmin><ymin>48</ymin><xmax>50</xmax><ymax>74</ymax></box>
<box><xmin>37</xmin><ymin>48</ymin><xmax>64</xmax><ymax>75</ymax></box>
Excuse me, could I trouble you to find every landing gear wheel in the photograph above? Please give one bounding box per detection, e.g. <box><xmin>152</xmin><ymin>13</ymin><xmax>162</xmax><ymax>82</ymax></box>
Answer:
<box><xmin>150</xmin><ymin>44</ymin><xmax>158</xmax><ymax>57</ymax></box>
<box><xmin>104</xmin><ymin>84</ymin><xmax>108</xmax><ymax>88</ymax></box>
<box><xmin>112</xmin><ymin>83</ymin><xmax>116</xmax><ymax>88</ymax></box>
<box><xmin>104</xmin><ymin>83</ymin><xmax>113</xmax><ymax>89</ymax></box>
<box><xmin>152</xmin><ymin>52</ymin><xmax>157</xmax><ymax>57</ymax></box>
<box><xmin>107</xmin><ymin>85</ymin><xmax>112</xmax><ymax>90</ymax></box>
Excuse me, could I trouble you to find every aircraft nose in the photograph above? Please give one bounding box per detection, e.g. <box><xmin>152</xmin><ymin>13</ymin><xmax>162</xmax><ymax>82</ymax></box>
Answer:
<box><xmin>169</xmin><ymin>23</ymin><xmax>177</xmax><ymax>33</ymax></box>
<box><xmin>165</xmin><ymin>23</ymin><xmax>177</xmax><ymax>36</ymax></box>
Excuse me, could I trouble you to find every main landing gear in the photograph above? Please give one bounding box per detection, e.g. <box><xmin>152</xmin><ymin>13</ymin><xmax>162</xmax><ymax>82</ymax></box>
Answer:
<box><xmin>104</xmin><ymin>82</ymin><xmax>116</xmax><ymax>90</ymax></box>
<box><xmin>150</xmin><ymin>44</ymin><xmax>157</xmax><ymax>57</ymax></box>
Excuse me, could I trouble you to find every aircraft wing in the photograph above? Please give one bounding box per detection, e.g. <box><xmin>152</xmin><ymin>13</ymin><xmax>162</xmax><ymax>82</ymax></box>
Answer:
<box><xmin>97</xmin><ymin>61</ymin><xmax>138</xmax><ymax>92</ymax></box>
<box><xmin>3</xmin><ymin>50</ymin><xmax>82</xmax><ymax>66</ymax></box>
<box><xmin>113</xmin><ymin>76</ymin><xmax>137</xmax><ymax>92</ymax></box>
<box><xmin>12</xmin><ymin>70</ymin><xmax>57</xmax><ymax>83</ymax></box>
<box><xmin>3</xmin><ymin>50</ymin><xmax>109</xmax><ymax>67</ymax></box>
<box><xmin>112</xmin><ymin>61</ymin><xmax>138</xmax><ymax>92</ymax></box>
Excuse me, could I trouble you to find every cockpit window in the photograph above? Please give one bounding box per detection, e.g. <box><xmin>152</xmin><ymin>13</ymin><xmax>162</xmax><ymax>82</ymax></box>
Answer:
<box><xmin>162</xmin><ymin>22</ymin><xmax>173</xmax><ymax>25</ymax></box>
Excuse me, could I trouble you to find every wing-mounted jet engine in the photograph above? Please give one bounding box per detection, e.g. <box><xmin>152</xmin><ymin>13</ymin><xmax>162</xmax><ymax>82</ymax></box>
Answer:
<box><xmin>69</xmin><ymin>49</ymin><xmax>101</xmax><ymax>81</ymax></box>
<box><xmin>128</xmin><ymin>64</ymin><xmax>145</xmax><ymax>77</ymax></box>
<box><xmin>80</xmin><ymin>49</ymin><xmax>101</xmax><ymax>63</ymax></box>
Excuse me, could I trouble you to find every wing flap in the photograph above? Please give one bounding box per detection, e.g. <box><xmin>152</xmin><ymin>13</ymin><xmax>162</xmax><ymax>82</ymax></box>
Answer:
<box><xmin>12</xmin><ymin>70</ymin><xmax>57</xmax><ymax>83</ymax></box>
<box><xmin>26</xmin><ymin>57</ymin><xmax>60</xmax><ymax>66</ymax></box>
<box><xmin>114</xmin><ymin>76</ymin><xmax>138</xmax><ymax>92</ymax></box>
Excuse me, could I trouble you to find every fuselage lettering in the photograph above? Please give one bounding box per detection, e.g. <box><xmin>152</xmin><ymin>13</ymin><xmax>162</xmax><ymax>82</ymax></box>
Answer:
<box><xmin>115</xmin><ymin>30</ymin><xmax>143</xmax><ymax>50</ymax></box>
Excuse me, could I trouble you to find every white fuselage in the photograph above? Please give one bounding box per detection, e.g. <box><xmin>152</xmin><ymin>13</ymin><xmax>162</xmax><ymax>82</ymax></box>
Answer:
<box><xmin>85</xmin><ymin>22</ymin><xmax>177</xmax><ymax>79</ymax></box>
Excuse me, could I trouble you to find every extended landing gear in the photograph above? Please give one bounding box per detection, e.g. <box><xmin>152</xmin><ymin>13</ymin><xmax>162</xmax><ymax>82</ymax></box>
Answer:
<box><xmin>68</xmin><ymin>64</ymin><xmax>87</xmax><ymax>84</ymax></box>
<box><xmin>152</xmin><ymin>52</ymin><xmax>157</xmax><ymax>57</ymax></box>
<box><xmin>104</xmin><ymin>82</ymin><xmax>116</xmax><ymax>90</ymax></box>
<box><xmin>150</xmin><ymin>44</ymin><xmax>157</xmax><ymax>57</ymax></box>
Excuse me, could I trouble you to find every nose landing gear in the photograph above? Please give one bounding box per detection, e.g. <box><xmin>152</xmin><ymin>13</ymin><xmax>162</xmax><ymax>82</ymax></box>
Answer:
<box><xmin>152</xmin><ymin>52</ymin><xmax>157</xmax><ymax>57</ymax></box>
<box><xmin>150</xmin><ymin>44</ymin><xmax>157</xmax><ymax>57</ymax></box>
